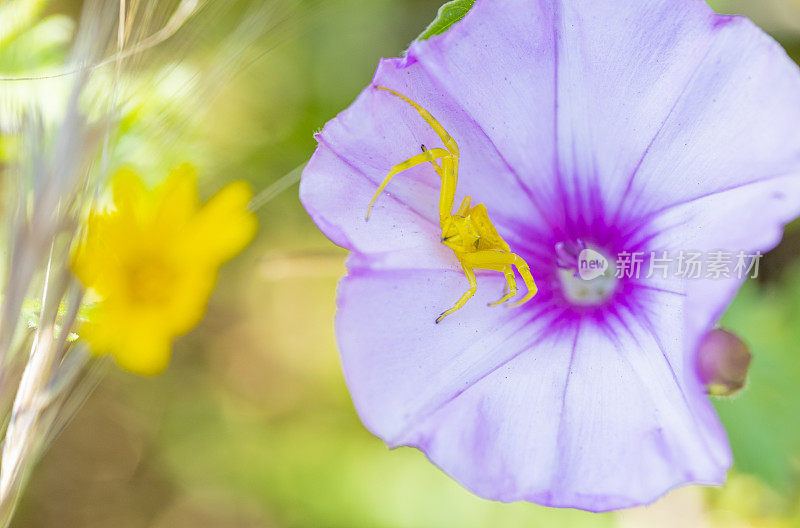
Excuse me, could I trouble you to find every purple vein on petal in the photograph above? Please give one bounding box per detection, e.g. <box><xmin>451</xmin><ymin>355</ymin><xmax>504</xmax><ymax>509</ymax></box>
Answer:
<box><xmin>409</xmin><ymin>48</ymin><xmax>561</xmax><ymax>235</ymax></box>
<box><xmin>609</xmin><ymin>33</ymin><xmax>720</xmax><ymax>229</ymax></box>
<box><xmin>551</xmin><ymin>318</ymin><xmax>582</xmax><ymax>493</ymax></box>
<box><xmin>391</xmin><ymin>301</ymin><xmax>554</xmax><ymax>446</ymax></box>
<box><xmin>635</xmin><ymin>284</ymin><xmax>687</xmax><ymax>297</ymax></box>
<box><xmin>627</xmin><ymin>169</ymin><xmax>800</xmax><ymax>232</ymax></box>
<box><xmin>636</xmin><ymin>313</ymin><xmax>726</xmax><ymax>469</ymax></box>
<box><xmin>551</xmin><ymin>0</ymin><xmax>570</xmax><ymax>236</ymax></box>
<box><xmin>628</xmin><ymin>217</ymin><xmax>697</xmax><ymax>253</ymax></box>
<box><xmin>315</xmin><ymin>135</ymin><xmax>439</xmax><ymax>229</ymax></box>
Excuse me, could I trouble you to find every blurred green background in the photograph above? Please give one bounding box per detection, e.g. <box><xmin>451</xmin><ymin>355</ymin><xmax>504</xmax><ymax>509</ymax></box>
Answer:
<box><xmin>5</xmin><ymin>0</ymin><xmax>800</xmax><ymax>526</ymax></box>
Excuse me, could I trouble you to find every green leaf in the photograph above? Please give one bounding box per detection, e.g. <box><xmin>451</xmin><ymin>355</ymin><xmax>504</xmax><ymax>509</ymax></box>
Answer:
<box><xmin>418</xmin><ymin>0</ymin><xmax>476</xmax><ymax>41</ymax></box>
<box><xmin>715</xmin><ymin>270</ymin><xmax>800</xmax><ymax>498</ymax></box>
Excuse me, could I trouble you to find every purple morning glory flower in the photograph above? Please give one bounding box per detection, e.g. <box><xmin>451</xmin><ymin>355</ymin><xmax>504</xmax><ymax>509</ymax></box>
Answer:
<box><xmin>300</xmin><ymin>0</ymin><xmax>800</xmax><ymax>512</ymax></box>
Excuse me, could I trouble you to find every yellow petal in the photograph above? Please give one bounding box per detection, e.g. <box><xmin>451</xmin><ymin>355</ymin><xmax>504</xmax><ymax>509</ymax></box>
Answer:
<box><xmin>72</xmin><ymin>211</ymin><xmax>116</xmax><ymax>291</ymax></box>
<box><xmin>112</xmin><ymin>331</ymin><xmax>173</xmax><ymax>376</ymax></box>
<box><xmin>73</xmin><ymin>166</ymin><xmax>257</xmax><ymax>376</ymax></box>
<box><xmin>186</xmin><ymin>180</ymin><xmax>258</xmax><ymax>264</ymax></box>
<box><xmin>82</xmin><ymin>310</ymin><xmax>173</xmax><ymax>376</ymax></box>
<box><xmin>111</xmin><ymin>168</ymin><xmax>149</xmax><ymax>216</ymax></box>
<box><xmin>155</xmin><ymin>163</ymin><xmax>200</xmax><ymax>228</ymax></box>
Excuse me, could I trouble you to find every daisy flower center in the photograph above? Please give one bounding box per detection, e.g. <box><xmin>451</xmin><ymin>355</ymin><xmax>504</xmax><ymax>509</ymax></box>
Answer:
<box><xmin>123</xmin><ymin>257</ymin><xmax>177</xmax><ymax>306</ymax></box>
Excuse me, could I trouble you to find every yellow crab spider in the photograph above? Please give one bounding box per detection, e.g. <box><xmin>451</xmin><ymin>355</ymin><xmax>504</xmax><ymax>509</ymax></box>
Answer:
<box><xmin>366</xmin><ymin>86</ymin><xmax>537</xmax><ymax>323</ymax></box>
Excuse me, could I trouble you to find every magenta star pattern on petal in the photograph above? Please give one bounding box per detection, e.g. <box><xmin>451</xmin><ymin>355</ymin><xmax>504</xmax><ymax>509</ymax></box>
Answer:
<box><xmin>300</xmin><ymin>0</ymin><xmax>800</xmax><ymax>511</ymax></box>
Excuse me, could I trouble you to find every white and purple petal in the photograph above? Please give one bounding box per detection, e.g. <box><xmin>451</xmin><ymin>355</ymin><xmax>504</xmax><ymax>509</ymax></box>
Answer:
<box><xmin>300</xmin><ymin>0</ymin><xmax>800</xmax><ymax>510</ymax></box>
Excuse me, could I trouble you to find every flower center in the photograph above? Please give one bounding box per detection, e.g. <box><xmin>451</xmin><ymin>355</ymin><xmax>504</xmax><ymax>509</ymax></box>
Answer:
<box><xmin>124</xmin><ymin>258</ymin><xmax>177</xmax><ymax>306</ymax></box>
<box><xmin>555</xmin><ymin>241</ymin><xmax>618</xmax><ymax>306</ymax></box>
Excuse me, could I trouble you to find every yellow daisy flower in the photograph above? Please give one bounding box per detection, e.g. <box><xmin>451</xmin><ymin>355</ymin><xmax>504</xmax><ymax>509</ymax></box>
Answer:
<box><xmin>72</xmin><ymin>164</ymin><xmax>257</xmax><ymax>375</ymax></box>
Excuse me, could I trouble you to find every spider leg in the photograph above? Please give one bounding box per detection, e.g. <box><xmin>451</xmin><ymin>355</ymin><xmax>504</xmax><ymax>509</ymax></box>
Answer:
<box><xmin>440</xmin><ymin>196</ymin><xmax>471</xmax><ymax>241</ymax></box>
<box><xmin>511</xmin><ymin>258</ymin><xmax>537</xmax><ymax>307</ymax></box>
<box><xmin>456</xmin><ymin>196</ymin><xmax>472</xmax><ymax>217</ymax></box>
<box><xmin>460</xmin><ymin>251</ymin><xmax>537</xmax><ymax>307</ymax></box>
<box><xmin>436</xmin><ymin>264</ymin><xmax>477</xmax><ymax>324</ymax></box>
<box><xmin>425</xmin><ymin>149</ymin><xmax>456</xmax><ymax>228</ymax></box>
<box><xmin>366</xmin><ymin>148</ymin><xmax>450</xmax><ymax>220</ymax></box>
<box><xmin>376</xmin><ymin>86</ymin><xmax>461</xmax><ymax>218</ymax></box>
<box><xmin>421</xmin><ymin>145</ymin><xmax>445</xmax><ymax>179</ymax></box>
<box><xmin>439</xmin><ymin>155</ymin><xmax>458</xmax><ymax>220</ymax></box>
<box><xmin>376</xmin><ymin>87</ymin><xmax>460</xmax><ymax>156</ymax></box>
<box><xmin>489</xmin><ymin>265</ymin><xmax>518</xmax><ymax>306</ymax></box>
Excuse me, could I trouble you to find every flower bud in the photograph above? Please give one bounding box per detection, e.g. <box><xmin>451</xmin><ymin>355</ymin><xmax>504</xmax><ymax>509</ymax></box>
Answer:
<box><xmin>696</xmin><ymin>329</ymin><xmax>752</xmax><ymax>397</ymax></box>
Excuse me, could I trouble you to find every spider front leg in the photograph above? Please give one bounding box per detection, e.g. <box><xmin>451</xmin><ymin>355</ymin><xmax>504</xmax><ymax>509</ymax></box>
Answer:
<box><xmin>441</xmin><ymin>196</ymin><xmax>473</xmax><ymax>241</ymax></box>
<box><xmin>456</xmin><ymin>195</ymin><xmax>472</xmax><ymax>216</ymax></box>
<box><xmin>376</xmin><ymin>87</ymin><xmax>460</xmax><ymax>156</ymax></box>
<box><xmin>421</xmin><ymin>144</ymin><xmax>445</xmax><ymax>179</ymax></box>
<box><xmin>375</xmin><ymin>86</ymin><xmax>461</xmax><ymax>220</ymax></box>
<box><xmin>436</xmin><ymin>264</ymin><xmax>477</xmax><ymax>324</ymax></box>
<box><xmin>365</xmin><ymin>148</ymin><xmax>450</xmax><ymax>220</ymax></box>
<box><xmin>438</xmin><ymin>155</ymin><xmax>458</xmax><ymax>221</ymax></box>
<box><xmin>422</xmin><ymin>146</ymin><xmax>464</xmax><ymax>223</ymax></box>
